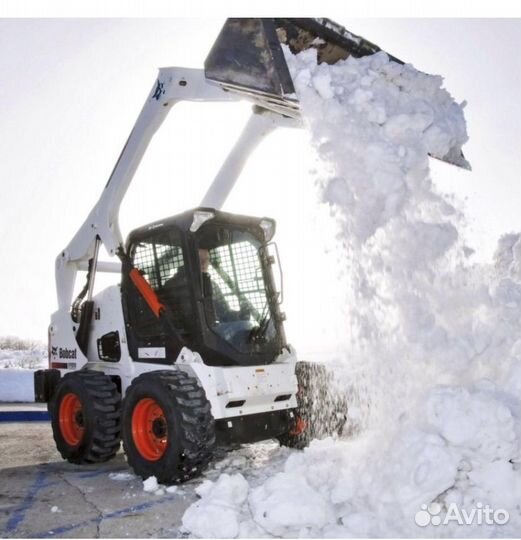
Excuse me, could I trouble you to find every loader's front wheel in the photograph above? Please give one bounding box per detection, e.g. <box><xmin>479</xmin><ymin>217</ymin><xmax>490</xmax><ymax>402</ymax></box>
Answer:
<box><xmin>278</xmin><ymin>362</ymin><xmax>348</xmax><ymax>449</ymax></box>
<box><xmin>49</xmin><ymin>370</ymin><xmax>121</xmax><ymax>464</ymax></box>
<box><xmin>278</xmin><ymin>413</ymin><xmax>310</xmax><ymax>449</ymax></box>
<box><xmin>122</xmin><ymin>370</ymin><xmax>215</xmax><ymax>484</ymax></box>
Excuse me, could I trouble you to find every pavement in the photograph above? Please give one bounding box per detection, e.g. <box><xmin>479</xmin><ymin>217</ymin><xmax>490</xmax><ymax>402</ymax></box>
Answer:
<box><xmin>0</xmin><ymin>415</ymin><xmax>283</xmax><ymax>538</ymax></box>
<box><xmin>0</xmin><ymin>421</ymin><xmax>199</xmax><ymax>538</ymax></box>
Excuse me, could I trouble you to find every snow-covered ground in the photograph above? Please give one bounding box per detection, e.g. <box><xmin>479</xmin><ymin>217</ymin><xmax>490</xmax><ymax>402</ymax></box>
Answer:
<box><xmin>2</xmin><ymin>47</ymin><xmax>520</xmax><ymax>538</ymax></box>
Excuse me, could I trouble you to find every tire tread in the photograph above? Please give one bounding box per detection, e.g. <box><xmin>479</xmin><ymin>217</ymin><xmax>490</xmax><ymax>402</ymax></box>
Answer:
<box><xmin>49</xmin><ymin>370</ymin><xmax>121</xmax><ymax>464</ymax></box>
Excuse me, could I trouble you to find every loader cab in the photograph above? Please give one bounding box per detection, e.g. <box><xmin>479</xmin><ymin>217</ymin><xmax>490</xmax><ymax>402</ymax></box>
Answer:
<box><xmin>122</xmin><ymin>208</ymin><xmax>286</xmax><ymax>367</ymax></box>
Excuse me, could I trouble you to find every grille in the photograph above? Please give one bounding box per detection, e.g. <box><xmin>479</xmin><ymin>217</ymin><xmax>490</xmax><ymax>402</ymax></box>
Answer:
<box><xmin>209</xmin><ymin>241</ymin><xmax>268</xmax><ymax>319</ymax></box>
<box><xmin>132</xmin><ymin>238</ymin><xmax>184</xmax><ymax>290</ymax></box>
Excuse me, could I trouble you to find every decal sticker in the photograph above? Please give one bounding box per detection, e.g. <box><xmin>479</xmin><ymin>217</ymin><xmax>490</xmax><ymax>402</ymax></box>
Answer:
<box><xmin>51</xmin><ymin>361</ymin><xmax>77</xmax><ymax>370</ymax></box>
<box><xmin>51</xmin><ymin>346</ymin><xmax>77</xmax><ymax>360</ymax></box>
<box><xmin>51</xmin><ymin>362</ymin><xmax>68</xmax><ymax>369</ymax></box>
<box><xmin>58</xmin><ymin>347</ymin><xmax>77</xmax><ymax>359</ymax></box>
<box><xmin>138</xmin><ymin>347</ymin><xmax>166</xmax><ymax>359</ymax></box>
<box><xmin>152</xmin><ymin>80</ymin><xmax>165</xmax><ymax>101</ymax></box>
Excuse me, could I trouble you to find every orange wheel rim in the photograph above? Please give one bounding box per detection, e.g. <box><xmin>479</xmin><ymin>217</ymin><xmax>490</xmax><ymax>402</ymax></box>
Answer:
<box><xmin>59</xmin><ymin>393</ymin><xmax>85</xmax><ymax>446</ymax></box>
<box><xmin>132</xmin><ymin>398</ymin><xmax>168</xmax><ymax>461</ymax></box>
<box><xmin>289</xmin><ymin>416</ymin><xmax>307</xmax><ymax>436</ymax></box>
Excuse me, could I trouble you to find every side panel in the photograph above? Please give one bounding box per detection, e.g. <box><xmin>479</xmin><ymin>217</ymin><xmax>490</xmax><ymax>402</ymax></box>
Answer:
<box><xmin>84</xmin><ymin>285</ymin><xmax>135</xmax><ymax>393</ymax></box>
<box><xmin>49</xmin><ymin>309</ymin><xmax>89</xmax><ymax>372</ymax></box>
<box><xmin>49</xmin><ymin>284</ymin><xmax>135</xmax><ymax>390</ymax></box>
<box><xmin>49</xmin><ymin>284</ymin><xmax>299</xmax><ymax>421</ymax></box>
<box><xmin>182</xmin><ymin>361</ymin><xmax>298</xmax><ymax>420</ymax></box>
<box><xmin>87</xmin><ymin>285</ymin><xmax>128</xmax><ymax>359</ymax></box>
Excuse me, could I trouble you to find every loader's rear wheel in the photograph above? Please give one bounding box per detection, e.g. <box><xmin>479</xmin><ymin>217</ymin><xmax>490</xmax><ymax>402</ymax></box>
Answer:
<box><xmin>122</xmin><ymin>370</ymin><xmax>215</xmax><ymax>484</ymax></box>
<box><xmin>49</xmin><ymin>370</ymin><xmax>121</xmax><ymax>464</ymax></box>
<box><xmin>59</xmin><ymin>393</ymin><xmax>85</xmax><ymax>446</ymax></box>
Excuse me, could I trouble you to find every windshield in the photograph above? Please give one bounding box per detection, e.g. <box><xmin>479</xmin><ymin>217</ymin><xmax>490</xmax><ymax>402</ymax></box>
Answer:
<box><xmin>197</xmin><ymin>227</ymin><xmax>279</xmax><ymax>352</ymax></box>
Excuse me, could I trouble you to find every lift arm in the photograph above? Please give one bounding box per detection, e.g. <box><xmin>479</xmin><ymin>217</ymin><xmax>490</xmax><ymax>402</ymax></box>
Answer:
<box><xmin>55</xmin><ymin>67</ymin><xmax>299</xmax><ymax>309</ymax></box>
<box><xmin>56</xmin><ymin>18</ymin><xmax>470</xmax><ymax>311</ymax></box>
<box><xmin>56</xmin><ymin>68</ymin><xmax>234</xmax><ymax>309</ymax></box>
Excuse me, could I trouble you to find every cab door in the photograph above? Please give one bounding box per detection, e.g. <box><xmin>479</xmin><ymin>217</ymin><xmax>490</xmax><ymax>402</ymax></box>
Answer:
<box><xmin>122</xmin><ymin>229</ymin><xmax>194</xmax><ymax>364</ymax></box>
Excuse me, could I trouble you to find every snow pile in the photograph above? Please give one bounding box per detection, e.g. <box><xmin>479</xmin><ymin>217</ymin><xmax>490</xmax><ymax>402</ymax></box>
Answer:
<box><xmin>0</xmin><ymin>346</ymin><xmax>46</xmax><ymax>401</ymax></box>
<box><xmin>495</xmin><ymin>232</ymin><xmax>521</xmax><ymax>283</ymax></box>
<box><xmin>140</xmin><ymin>475</ymin><xmax>179</xmax><ymax>497</ymax></box>
<box><xmin>181</xmin><ymin>49</ymin><xmax>521</xmax><ymax>537</ymax></box>
<box><xmin>182</xmin><ymin>474</ymin><xmax>250</xmax><ymax>538</ymax></box>
<box><xmin>143</xmin><ymin>475</ymin><xmax>160</xmax><ymax>493</ymax></box>
<box><xmin>141</xmin><ymin>475</ymin><xmax>178</xmax><ymax>496</ymax></box>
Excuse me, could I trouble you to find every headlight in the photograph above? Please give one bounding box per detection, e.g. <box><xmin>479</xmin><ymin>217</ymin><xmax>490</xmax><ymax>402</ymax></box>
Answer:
<box><xmin>260</xmin><ymin>218</ymin><xmax>276</xmax><ymax>242</ymax></box>
<box><xmin>190</xmin><ymin>210</ymin><xmax>215</xmax><ymax>232</ymax></box>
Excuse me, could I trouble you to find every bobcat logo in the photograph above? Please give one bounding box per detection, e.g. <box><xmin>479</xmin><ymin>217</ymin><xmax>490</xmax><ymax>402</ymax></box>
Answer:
<box><xmin>153</xmin><ymin>80</ymin><xmax>165</xmax><ymax>101</ymax></box>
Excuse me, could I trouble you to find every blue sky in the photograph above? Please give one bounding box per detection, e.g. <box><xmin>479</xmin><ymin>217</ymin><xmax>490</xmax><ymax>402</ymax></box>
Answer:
<box><xmin>0</xmin><ymin>18</ymin><xmax>520</xmax><ymax>345</ymax></box>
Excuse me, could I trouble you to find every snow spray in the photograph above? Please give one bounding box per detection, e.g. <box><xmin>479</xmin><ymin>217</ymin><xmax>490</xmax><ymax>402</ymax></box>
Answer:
<box><xmin>181</xmin><ymin>48</ymin><xmax>521</xmax><ymax>538</ymax></box>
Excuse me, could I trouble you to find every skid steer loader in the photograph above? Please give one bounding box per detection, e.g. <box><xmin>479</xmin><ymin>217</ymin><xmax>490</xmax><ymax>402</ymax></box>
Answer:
<box><xmin>35</xmin><ymin>18</ymin><xmax>469</xmax><ymax>484</ymax></box>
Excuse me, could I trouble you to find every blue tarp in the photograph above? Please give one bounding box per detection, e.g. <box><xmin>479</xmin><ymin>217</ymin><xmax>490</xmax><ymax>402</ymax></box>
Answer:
<box><xmin>0</xmin><ymin>410</ymin><xmax>49</xmax><ymax>422</ymax></box>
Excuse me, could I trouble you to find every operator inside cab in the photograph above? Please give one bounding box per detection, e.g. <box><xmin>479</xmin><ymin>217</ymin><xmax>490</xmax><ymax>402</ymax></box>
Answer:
<box><xmin>160</xmin><ymin>248</ymin><xmax>252</xmax><ymax>347</ymax></box>
<box><xmin>198</xmin><ymin>249</ymin><xmax>249</xmax><ymax>324</ymax></box>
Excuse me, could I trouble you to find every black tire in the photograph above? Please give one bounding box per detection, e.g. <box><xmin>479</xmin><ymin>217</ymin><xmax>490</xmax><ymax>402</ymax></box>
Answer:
<box><xmin>278</xmin><ymin>362</ymin><xmax>348</xmax><ymax>449</ymax></box>
<box><xmin>121</xmin><ymin>369</ymin><xmax>215</xmax><ymax>484</ymax></box>
<box><xmin>49</xmin><ymin>370</ymin><xmax>121</xmax><ymax>464</ymax></box>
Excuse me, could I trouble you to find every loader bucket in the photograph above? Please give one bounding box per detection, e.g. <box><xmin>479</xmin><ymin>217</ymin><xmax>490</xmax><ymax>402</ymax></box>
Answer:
<box><xmin>205</xmin><ymin>18</ymin><xmax>470</xmax><ymax>170</ymax></box>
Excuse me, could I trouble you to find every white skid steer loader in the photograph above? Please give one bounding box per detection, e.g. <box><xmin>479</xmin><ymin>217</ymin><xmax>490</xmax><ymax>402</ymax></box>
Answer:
<box><xmin>35</xmin><ymin>18</ymin><xmax>469</xmax><ymax>484</ymax></box>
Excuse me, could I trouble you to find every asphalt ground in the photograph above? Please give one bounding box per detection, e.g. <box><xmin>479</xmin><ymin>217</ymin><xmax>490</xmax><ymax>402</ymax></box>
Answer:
<box><xmin>0</xmin><ymin>421</ymin><xmax>201</xmax><ymax>538</ymax></box>
<box><xmin>0</xmin><ymin>410</ymin><xmax>285</xmax><ymax>539</ymax></box>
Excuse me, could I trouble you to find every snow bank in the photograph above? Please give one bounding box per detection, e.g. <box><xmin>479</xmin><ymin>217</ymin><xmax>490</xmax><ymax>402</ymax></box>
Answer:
<box><xmin>182</xmin><ymin>474</ymin><xmax>250</xmax><ymax>538</ymax></box>
<box><xmin>0</xmin><ymin>347</ymin><xmax>46</xmax><ymax>402</ymax></box>
<box><xmin>0</xmin><ymin>369</ymin><xmax>37</xmax><ymax>402</ymax></box>
<box><xmin>182</xmin><ymin>47</ymin><xmax>521</xmax><ymax>537</ymax></box>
